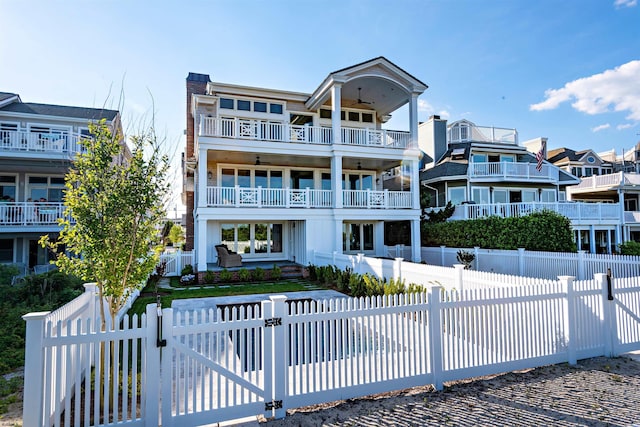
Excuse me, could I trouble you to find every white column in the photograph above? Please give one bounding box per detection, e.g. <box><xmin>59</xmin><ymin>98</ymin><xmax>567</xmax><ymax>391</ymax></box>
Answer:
<box><xmin>331</xmin><ymin>83</ymin><xmax>342</xmax><ymax>145</ymax></box>
<box><xmin>409</xmin><ymin>92</ymin><xmax>420</xmax><ymax>148</ymax></box>
<box><xmin>331</xmin><ymin>154</ymin><xmax>343</xmax><ymax>208</ymax></box>
<box><xmin>198</xmin><ymin>147</ymin><xmax>208</xmax><ymax>208</ymax></box>
<box><xmin>411</xmin><ymin>218</ymin><xmax>421</xmax><ymax>262</ymax></box>
<box><xmin>589</xmin><ymin>225</ymin><xmax>596</xmax><ymax>254</ymax></box>
<box><xmin>196</xmin><ymin>218</ymin><xmax>208</xmax><ymax>272</ymax></box>
<box><xmin>335</xmin><ymin>219</ymin><xmax>343</xmax><ymax>255</ymax></box>
<box><xmin>410</xmin><ymin>159</ymin><xmax>420</xmax><ymax>209</ymax></box>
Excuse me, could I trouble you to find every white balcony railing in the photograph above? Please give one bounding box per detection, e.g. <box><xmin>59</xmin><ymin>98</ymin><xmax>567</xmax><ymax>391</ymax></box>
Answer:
<box><xmin>425</xmin><ymin>201</ymin><xmax>621</xmax><ymax>222</ymax></box>
<box><xmin>449</xmin><ymin>125</ymin><xmax>518</xmax><ymax>144</ymax></box>
<box><xmin>0</xmin><ymin>202</ymin><xmax>68</xmax><ymax>226</ymax></box>
<box><xmin>198</xmin><ymin>116</ymin><xmax>411</xmax><ymax>149</ymax></box>
<box><xmin>0</xmin><ymin>131</ymin><xmax>85</xmax><ymax>156</ymax></box>
<box><xmin>469</xmin><ymin>162</ymin><xmax>559</xmax><ymax>181</ymax></box>
<box><xmin>571</xmin><ymin>172</ymin><xmax>640</xmax><ymax>191</ymax></box>
<box><xmin>342</xmin><ymin>189</ymin><xmax>413</xmax><ymax>208</ymax></box>
<box><xmin>205</xmin><ymin>186</ymin><xmax>413</xmax><ymax>209</ymax></box>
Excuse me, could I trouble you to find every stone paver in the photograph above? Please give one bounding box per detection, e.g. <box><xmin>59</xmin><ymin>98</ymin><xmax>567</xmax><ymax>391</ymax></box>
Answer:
<box><xmin>261</xmin><ymin>356</ymin><xmax>640</xmax><ymax>426</ymax></box>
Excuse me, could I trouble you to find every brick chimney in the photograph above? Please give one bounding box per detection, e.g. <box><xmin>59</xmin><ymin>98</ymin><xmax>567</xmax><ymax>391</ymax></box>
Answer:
<box><xmin>184</xmin><ymin>72</ymin><xmax>210</xmax><ymax>250</ymax></box>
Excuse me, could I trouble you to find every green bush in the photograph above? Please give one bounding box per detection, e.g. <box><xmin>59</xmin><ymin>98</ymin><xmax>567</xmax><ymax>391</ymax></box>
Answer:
<box><xmin>218</xmin><ymin>269</ymin><xmax>232</xmax><ymax>282</ymax></box>
<box><xmin>253</xmin><ymin>267</ymin><xmax>265</xmax><ymax>281</ymax></box>
<box><xmin>271</xmin><ymin>264</ymin><xmax>282</xmax><ymax>281</ymax></box>
<box><xmin>0</xmin><ymin>271</ymin><xmax>83</xmax><ymax>374</ymax></box>
<box><xmin>180</xmin><ymin>264</ymin><xmax>194</xmax><ymax>276</ymax></box>
<box><xmin>349</xmin><ymin>273</ymin><xmax>366</xmax><ymax>298</ymax></box>
<box><xmin>307</xmin><ymin>264</ymin><xmax>318</xmax><ymax>281</ymax></box>
<box><xmin>238</xmin><ymin>268</ymin><xmax>252</xmax><ymax>282</ymax></box>
<box><xmin>619</xmin><ymin>241</ymin><xmax>640</xmax><ymax>255</ymax></box>
<box><xmin>203</xmin><ymin>270</ymin><xmax>216</xmax><ymax>284</ymax></box>
<box><xmin>422</xmin><ymin>210</ymin><xmax>576</xmax><ymax>252</ymax></box>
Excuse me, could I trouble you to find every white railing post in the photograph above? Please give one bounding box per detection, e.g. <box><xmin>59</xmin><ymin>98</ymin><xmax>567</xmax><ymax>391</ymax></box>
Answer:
<box><xmin>558</xmin><ymin>275</ymin><xmax>577</xmax><ymax>365</ymax></box>
<box><xmin>453</xmin><ymin>264</ymin><xmax>465</xmax><ymax>291</ymax></box>
<box><xmin>429</xmin><ymin>288</ymin><xmax>444</xmax><ymax>390</ymax></box>
<box><xmin>263</xmin><ymin>295</ymin><xmax>288</xmax><ymax>419</ymax></box>
<box><xmin>22</xmin><ymin>311</ymin><xmax>50</xmax><ymax>427</ymax></box>
<box><xmin>394</xmin><ymin>257</ymin><xmax>403</xmax><ymax>282</ymax></box>
<box><xmin>577</xmin><ymin>250</ymin><xmax>585</xmax><ymax>280</ymax></box>
<box><xmin>145</xmin><ymin>304</ymin><xmax>161</xmax><ymax>427</ymax></box>
<box><xmin>305</xmin><ymin>187</ymin><xmax>310</xmax><ymax>208</ymax></box>
<box><xmin>474</xmin><ymin>247</ymin><xmax>480</xmax><ymax>270</ymax></box>
<box><xmin>357</xmin><ymin>253</ymin><xmax>364</xmax><ymax>275</ymax></box>
<box><xmin>595</xmin><ymin>273</ymin><xmax>616</xmax><ymax>357</ymax></box>
<box><xmin>332</xmin><ymin>250</ymin><xmax>337</xmax><ymax>266</ymax></box>
<box><xmin>83</xmin><ymin>282</ymin><xmax>98</xmax><ymax>318</ymax></box>
<box><xmin>517</xmin><ymin>248</ymin><xmax>525</xmax><ymax>276</ymax></box>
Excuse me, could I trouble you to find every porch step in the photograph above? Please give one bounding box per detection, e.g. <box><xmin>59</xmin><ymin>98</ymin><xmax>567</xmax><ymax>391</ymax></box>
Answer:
<box><xmin>280</xmin><ymin>264</ymin><xmax>304</xmax><ymax>278</ymax></box>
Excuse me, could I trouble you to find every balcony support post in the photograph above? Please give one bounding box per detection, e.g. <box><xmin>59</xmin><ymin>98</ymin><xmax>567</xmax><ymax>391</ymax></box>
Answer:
<box><xmin>197</xmin><ymin>147</ymin><xmax>208</xmax><ymax>209</ymax></box>
<box><xmin>410</xmin><ymin>159</ymin><xmax>420</xmax><ymax>209</ymax></box>
<box><xmin>409</xmin><ymin>92</ymin><xmax>419</xmax><ymax>148</ymax></box>
<box><xmin>411</xmin><ymin>219</ymin><xmax>421</xmax><ymax>262</ymax></box>
<box><xmin>331</xmin><ymin>155</ymin><xmax>343</xmax><ymax>208</ymax></box>
<box><xmin>331</xmin><ymin>83</ymin><xmax>342</xmax><ymax>145</ymax></box>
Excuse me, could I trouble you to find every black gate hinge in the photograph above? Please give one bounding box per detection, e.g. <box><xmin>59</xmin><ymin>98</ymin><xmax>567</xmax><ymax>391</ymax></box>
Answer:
<box><xmin>264</xmin><ymin>317</ymin><xmax>282</xmax><ymax>327</ymax></box>
<box><xmin>265</xmin><ymin>400</ymin><xmax>283</xmax><ymax>410</ymax></box>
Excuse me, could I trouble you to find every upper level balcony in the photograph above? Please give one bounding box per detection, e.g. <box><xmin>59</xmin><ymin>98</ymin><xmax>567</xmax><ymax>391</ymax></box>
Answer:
<box><xmin>449</xmin><ymin>124</ymin><xmax>518</xmax><ymax>145</ymax></box>
<box><xmin>469</xmin><ymin>161</ymin><xmax>559</xmax><ymax>182</ymax></box>
<box><xmin>0</xmin><ymin>131</ymin><xmax>84</xmax><ymax>158</ymax></box>
<box><xmin>0</xmin><ymin>202</ymin><xmax>68</xmax><ymax>230</ymax></box>
<box><xmin>571</xmin><ymin>171</ymin><xmax>640</xmax><ymax>192</ymax></box>
<box><xmin>205</xmin><ymin>186</ymin><xmax>414</xmax><ymax>209</ymax></box>
<box><xmin>198</xmin><ymin>116</ymin><xmax>412</xmax><ymax>149</ymax></box>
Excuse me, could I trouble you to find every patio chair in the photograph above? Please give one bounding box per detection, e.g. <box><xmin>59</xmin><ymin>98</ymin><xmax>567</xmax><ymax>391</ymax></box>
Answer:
<box><xmin>215</xmin><ymin>244</ymin><xmax>242</xmax><ymax>268</ymax></box>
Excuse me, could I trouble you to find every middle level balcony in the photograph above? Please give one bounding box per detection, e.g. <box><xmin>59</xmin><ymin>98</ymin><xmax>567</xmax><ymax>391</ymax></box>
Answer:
<box><xmin>205</xmin><ymin>186</ymin><xmax>414</xmax><ymax>209</ymax></box>
<box><xmin>198</xmin><ymin>116</ymin><xmax>411</xmax><ymax>149</ymax></box>
<box><xmin>468</xmin><ymin>161</ymin><xmax>559</xmax><ymax>183</ymax></box>
<box><xmin>0</xmin><ymin>202</ymin><xmax>69</xmax><ymax>231</ymax></box>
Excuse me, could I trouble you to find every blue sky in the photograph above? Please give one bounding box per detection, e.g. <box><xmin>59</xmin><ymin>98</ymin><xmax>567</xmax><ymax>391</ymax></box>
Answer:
<box><xmin>1</xmin><ymin>0</ymin><xmax>639</xmax><ymax>212</ymax></box>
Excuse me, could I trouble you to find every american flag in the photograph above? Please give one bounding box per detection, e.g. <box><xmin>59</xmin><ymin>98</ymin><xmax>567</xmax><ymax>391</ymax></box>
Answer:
<box><xmin>536</xmin><ymin>140</ymin><xmax>546</xmax><ymax>172</ymax></box>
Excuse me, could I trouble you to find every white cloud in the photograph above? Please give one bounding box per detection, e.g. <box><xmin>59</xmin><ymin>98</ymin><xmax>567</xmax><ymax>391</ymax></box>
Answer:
<box><xmin>591</xmin><ymin>123</ymin><xmax>610</xmax><ymax>132</ymax></box>
<box><xmin>614</xmin><ymin>0</ymin><xmax>637</xmax><ymax>8</ymax></box>
<box><xmin>617</xmin><ymin>123</ymin><xmax>635</xmax><ymax>130</ymax></box>
<box><xmin>418</xmin><ymin>99</ymin><xmax>450</xmax><ymax>119</ymax></box>
<box><xmin>530</xmin><ymin>60</ymin><xmax>640</xmax><ymax>121</ymax></box>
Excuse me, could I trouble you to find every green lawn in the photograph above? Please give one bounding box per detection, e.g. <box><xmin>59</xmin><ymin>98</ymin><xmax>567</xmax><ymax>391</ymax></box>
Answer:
<box><xmin>128</xmin><ymin>279</ymin><xmax>323</xmax><ymax>317</ymax></box>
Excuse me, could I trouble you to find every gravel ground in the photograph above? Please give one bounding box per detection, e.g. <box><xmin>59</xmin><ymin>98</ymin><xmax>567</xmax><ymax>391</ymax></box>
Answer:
<box><xmin>3</xmin><ymin>356</ymin><xmax>639</xmax><ymax>426</ymax></box>
<box><xmin>262</xmin><ymin>356</ymin><xmax>640</xmax><ymax>427</ymax></box>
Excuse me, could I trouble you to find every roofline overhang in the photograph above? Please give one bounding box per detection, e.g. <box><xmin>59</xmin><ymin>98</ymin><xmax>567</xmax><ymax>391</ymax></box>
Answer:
<box><xmin>0</xmin><ymin>94</ymin><xmax>21</xmax><ymax>109</ymax></box>
<box><xmin>206</xmin><ymin>82</ymin><xmax>310</xmax><ymax>102</ymax></box>
<box><xmin>0</xmin><ymin>110</ymin><xmax>118</xmax><ymax>124</ymax></box>
<box><xmin>305</xmin><ymin>57</ymin><xmax>428</xmax><ymax>112</ymax></box>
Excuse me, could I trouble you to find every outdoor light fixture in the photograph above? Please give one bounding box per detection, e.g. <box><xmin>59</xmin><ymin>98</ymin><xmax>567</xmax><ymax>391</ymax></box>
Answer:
<box><xmin>207</xmin><ymin>171</ymin><xmax>212</xmax><ymax>180</ymax></box>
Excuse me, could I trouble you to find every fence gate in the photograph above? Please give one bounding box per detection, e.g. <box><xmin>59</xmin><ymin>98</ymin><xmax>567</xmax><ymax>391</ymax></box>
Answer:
<box><xmin>159</xmin><ymin>298</ymin><xmax>284</xmax><ymax>427</ymax></box>
<box><xmin>610</xmin><ymin>276</ymin><xmax>640</xmax><ymax>355</ymax></box>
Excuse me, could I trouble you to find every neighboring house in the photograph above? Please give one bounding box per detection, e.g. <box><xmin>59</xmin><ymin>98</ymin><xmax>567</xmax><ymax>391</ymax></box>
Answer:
<box><xmin>546</xmin><ymin>147</ymin><xmax>614</xmax><ymax>178</ymax></box>
<box><xmin>183</xmin><ymin>57</ymin><xmax>428</xmax><ymax>272</ymax></box>
<box><xmin>418</xmin><ymin>116</ymin><xmax>624</xmax><ymax>254</ymax></box>
<box><xmin>419</xmin><ymin>116</ymin><xmax>579</xmax><ymax>207</ymax></box>
<box><xmin>567</xmin><ymin>172</ymin><xmax>640</xmax><ymax>243</ymax></box>
<box><xmin>598</xmin><ymin>142</ymin><xmax>640</xmax><ymax>173</ymax></box>
<box><xmin>0</xmin><ymin>92</ymin><xmax>123</xmax><ymax>269</ymax></box>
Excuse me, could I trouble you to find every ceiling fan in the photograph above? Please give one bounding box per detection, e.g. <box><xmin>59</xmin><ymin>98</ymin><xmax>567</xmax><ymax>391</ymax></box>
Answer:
<box><xmin>255</xmin><ymin>156</ymin><xmax>272</xmax><ymax>166</ymax></box>
<box><xmin>351</xmin><ymin>87</ymin><xmax>373</xmax><ymax>106</ymax></box>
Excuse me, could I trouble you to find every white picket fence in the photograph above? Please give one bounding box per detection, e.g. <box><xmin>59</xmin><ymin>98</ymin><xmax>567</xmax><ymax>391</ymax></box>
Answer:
<box><xmin>23</xmin><ymin>260</ymin><xmax>640</xmax><ymax>426</ymax></box>
<box><xmin>421</xmin><ymin>246</ymin><xmax>640</xmax><ymax>280</ymax></box>
<box><xmin>159</xmin><ymin>250</ymin><xmax>193</xmax><ymax>277</ymax></box>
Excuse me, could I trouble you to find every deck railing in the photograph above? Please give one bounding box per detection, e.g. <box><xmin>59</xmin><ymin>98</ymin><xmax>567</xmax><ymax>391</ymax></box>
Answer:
<box><xmin>572</xmin><ymin>172</ymin><xmax>640</xmax><ymax>191</ymax></box>
<box><xmin>205</xmin><ymin>186</ymin><xmax>413</xmax><ymax>209</ymax></box>
<box><xmin>449</xmin><ymin>125</ymin><xmax>518</xmax><ymax>144</ymax></box>
<box><xmin>0</xmin><ymin>131</ymin><xmax>85</xmax><ymax>156</ymax></box>
<box><xmin>342</xmin><ymin>189</ymin><xmax>413</xmax><ymax>208</ymax></box>
<box><xmin>0</xmin><ymin>202</ymin><xmax>68</xmax><ymax>226</ymax></box>
<box><xmin>199</xmin><ymin>115</ymin><xmax>412</xmax><ymax>148</ymax></box>
<box><xmin>426</xmin><ymin>201</ymin><xmax>621</xmax><ymax>221</ymax></box>
<box><xmin>469</xmin><ymin>161</ymin><xmax>559</xmax><ymax>181</ymax></box>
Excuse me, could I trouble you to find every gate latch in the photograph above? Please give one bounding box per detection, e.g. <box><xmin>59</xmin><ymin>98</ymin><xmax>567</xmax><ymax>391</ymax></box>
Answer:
<box><xmin>264</xmin><ymin>317</ymin><xmax>282</xmax><ymax>327</ymax></box>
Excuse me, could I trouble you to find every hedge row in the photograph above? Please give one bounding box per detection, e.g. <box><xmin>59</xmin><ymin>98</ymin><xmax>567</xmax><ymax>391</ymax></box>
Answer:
<box><xmin>421</xmin><ymin>210</ymin><xmax>577</xmax><ymax>252</ymax></box>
